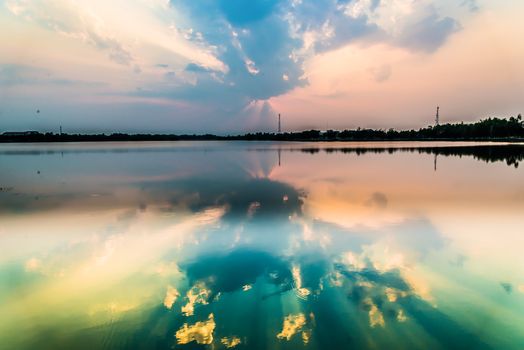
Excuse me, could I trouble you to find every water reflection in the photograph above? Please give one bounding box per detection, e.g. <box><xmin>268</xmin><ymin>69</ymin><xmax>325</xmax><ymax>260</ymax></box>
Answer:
<box><xmin>0</xmin><ymin>141</ymin><xmax>523</xmax><ymax>349</ymax></box>
<box><xmin>295</xmin><ymin>144</ymin><xmax>524</xmax><ymax>168</ymax></box>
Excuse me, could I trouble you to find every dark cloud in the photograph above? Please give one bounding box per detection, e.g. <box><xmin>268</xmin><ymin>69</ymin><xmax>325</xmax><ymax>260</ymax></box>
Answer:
<box><xmin>500</xmin><ymin>282</ymin><xmax>513</xmax><ymax>294</ymax></box>
<box><xmin>366</xmin><ymin>192</ymin><xmax>388</xmax><ymax>208</ymax></box>
<box><xmin>182</xmin><ymin>249</ymin><xmax>293</xmax><ymax>296</ymax></box>
<box><xmin>144</xmin><ymin>176</ymin><xmax>303</xmax><ymax>223</ymax></box>
<box><xmin>165</xmin><ymin>0</ymin><xmax>308</xmax><ymax>109</ymax></box>
<box><xmin>397</xmin><ymin>12</ymin><xmax>461</xmax><ymax>53</ymax></box>
<box><xmin>217</xmin><ymin>0</ymin><xmax>280</xmax><ymax>25</ymax></box>
<box><xmin>163</xmin><ymin>0</ymin><xmax>461</xmax><ymax>109</ymax></box>
<box><xmin>461</xmin><ymin>0</ymin><xmax>480</xmax><ymax>13</ymax></box>
<box><xmin>152</xmin><ymin>0</ymin><xmax>373</xmax><ymax>124</ymax></box>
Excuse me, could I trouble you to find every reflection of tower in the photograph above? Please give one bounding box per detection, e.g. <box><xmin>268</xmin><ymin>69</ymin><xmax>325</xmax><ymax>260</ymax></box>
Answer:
<box><xmin>278</xmin><ymin>114</ymin><xmax>281</xmax><ymax>133</ymax></box>
<box><xmin>435</xmin><ymin>106</ymin><xmax>440</xmax><ymax>126</ymax></box>
<box><xmin>434</xmin><ymin>153</ymin><xmax>438</xmax><ymax>172</ymax></box>
<box><xmin>278</xmin><ymin>148</ymin><xmax>281</xmax><ymax>167</ymax></box>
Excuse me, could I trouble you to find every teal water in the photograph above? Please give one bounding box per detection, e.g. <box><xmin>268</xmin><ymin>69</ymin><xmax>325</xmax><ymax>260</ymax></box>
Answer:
<box><xmin>0</xmin><ymin>141</ymin><xmax>523</xmax><ymax>349</ymax></box>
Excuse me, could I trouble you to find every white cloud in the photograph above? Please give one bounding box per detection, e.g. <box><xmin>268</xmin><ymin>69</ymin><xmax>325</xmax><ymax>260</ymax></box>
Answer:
<box><xmin>277</xmin><ymin>313</ymin><xmax>307</xmax><ymax>341</ymax></box>
<box><xmin>163</xmin><ymin>285</ymin><xmax>180</xmax><ymax>309</ymax></box>
<box><xmin>4</xmin><ymin>0</ymin><xmax>227</xmax><ymax>73</ymax></box>
<box><xmin>181</xmin><ymin>282</ymin><xmax>210</xmax><ymax>316</ymax></box>
<box><xmin>175</xmin><ymin>314</ymin><xmax>216</xmax><ymax>345</ymax></box>
<box><xmin>6</xmin><ymin>0</ymin><xmax>134</xmax><ymax>65</ymax></box>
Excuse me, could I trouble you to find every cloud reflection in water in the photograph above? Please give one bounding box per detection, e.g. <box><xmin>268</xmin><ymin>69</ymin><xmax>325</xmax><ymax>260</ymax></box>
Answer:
<box><xmin>0</xmin><ymin>142</ymin><xmax>523</xmax><ymax>349</ymax></box>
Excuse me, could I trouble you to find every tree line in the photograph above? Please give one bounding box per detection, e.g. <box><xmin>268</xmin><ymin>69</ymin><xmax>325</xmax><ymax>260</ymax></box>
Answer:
<box><xmin>1</xmin><ymin>116</ymin><xmax>523</xmax><ymax>142</ymax></box>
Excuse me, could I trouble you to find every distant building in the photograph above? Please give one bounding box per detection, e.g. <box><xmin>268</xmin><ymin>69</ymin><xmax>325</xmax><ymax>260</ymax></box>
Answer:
<box><xmin>2</xmin><ymin>131</ymin><xmax>40</xmax><ymax>136</ymax></box>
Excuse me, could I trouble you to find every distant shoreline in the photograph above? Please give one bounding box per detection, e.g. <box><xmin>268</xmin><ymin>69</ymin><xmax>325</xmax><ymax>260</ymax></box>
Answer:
<box><xmin>1</xmin><ymin>136</ymin><xmax>524</xmax><ymax>143</ymax></box>
<box><xmin>1</xmin><ymin>117</ymin><xmax>523</xmax><ymax>143</ymax></box>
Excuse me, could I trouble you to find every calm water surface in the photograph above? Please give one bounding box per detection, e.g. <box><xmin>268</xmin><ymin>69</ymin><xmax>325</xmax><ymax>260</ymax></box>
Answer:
<box><xmin>0</xmin><ymin>141</ymin><xmax>523</xmax><ymax>349</ymax></box>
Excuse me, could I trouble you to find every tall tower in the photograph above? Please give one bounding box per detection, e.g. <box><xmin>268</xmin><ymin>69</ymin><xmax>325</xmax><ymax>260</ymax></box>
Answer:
<box><xmin>435</xmin><ymin>106</ymin><xmax>440</xmax><ymax>126</ymax></box>
<box><xmin>278</xmin><ymin>114</ymin><xmax>281</xmax><ymax>133</ymax></box>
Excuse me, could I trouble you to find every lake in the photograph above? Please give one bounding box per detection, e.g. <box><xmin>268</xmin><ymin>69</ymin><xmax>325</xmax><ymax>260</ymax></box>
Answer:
<box><xmin>0</xmin><ymin>141</ymin><xmax>523</xmax><ymax>349</ymax></box>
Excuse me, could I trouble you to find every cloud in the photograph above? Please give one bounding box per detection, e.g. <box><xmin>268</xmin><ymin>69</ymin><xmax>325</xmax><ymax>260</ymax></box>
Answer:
<box><xmin>183</xmin><ymin>250</ymin><xmax>293</xmax><ymax>296</ymax></box>
<box><xmin>6</xmin><ymin>0</ymin><xmax>135</xmax><ymax>66</ymax></box>
<box><xmin>221</xmin><ymin>336</ymin><xmax>241</xmax><ymax>348</ymax></box>
<box><xmin>366</xmin><ymin>192</ymin><xmax>388</xmax><ymax>208</ymax></box>
<box><xmin>0</xmin><ymin>64</ymin><xmax>106</xmax><ymax>88</ymax></box>
<box><xmin>217</xmin><ymin>0</ymin><xmax>279</xmax><ymax>26</ymax></box>
<box><xmin>159</xmin><ymin>0</ymin><xmax>464</xmax><ymax>116</ymax></box>
<box><xmin>396</xmin><ymin>11</ymin><xmax>461</xmax><ymax>53</ymax></box>
<box><xmin>2</xmin><ymin>0</ymin><xmax>474</xmax><ymax>131</ymax></box>
<box><xmin>175</xmin><ymin>313</ymin><xmax>216</xmax><ymax>345</ymax></box>
<box><xmin>184</xmin><ymin>63</ymin><xmax>215</xmax><ymax>73</ymax></box>
<box><xmin>164</xmin><ymin>71</ymin><xmax>176</xmax><ymax>81</ymax></box>
<box><xmin>461</xmin><ymin>0</ymin><xmax>480</xmax><ymax>13</ymax></box>
<box><xmin>140</xmin><ymin>0</ymin><xmax>377</xmax><ymax>127</ymax></box>
<box><xmin>369</xmin><ymin>64</ymin><xmax>392</xmax><ymax>83</ymax></box>
<box><xmin>166</xmin><ymin>0</ymin><xmax>308</xmax><ymax>104</ymax></box>
<box><xmin>364</xmin><ymin>297</ymin><xmax>385</xmax><ymax>327</ymax></box>
<box><xmin>276</xmin><ymin>313</ymin><xmax>309</xmax><ymax>342</ymax></box>
<box><xmin>181</xmin><ymin>282</ymin><xmax>211</xmax><ymax>316</ymax></box>
<box><xmin>290</xmin><ymin>0</ymin><xmax>382</xmax><ymax>53</ymax></box>
<box><xmin>163</xmin><ymin>285</ymin><xmax>180</xmax><ymax>309</ymax></box>
<box><xmin>500</xmin><ymin>282</ymin><xmax>513</xmax><ymax>294</ymax></box>
<box><xmin>370</xmin><ymin>0</ymin><xmax>381</xmax><ymax>12</ymax></box>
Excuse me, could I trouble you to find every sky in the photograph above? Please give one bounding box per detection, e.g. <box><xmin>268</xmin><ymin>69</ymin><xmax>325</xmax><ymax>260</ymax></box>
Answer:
<box><xmin>0</xmin><ymin>0</ymin><xmax>523</xmax><ymax>134</ymax></box>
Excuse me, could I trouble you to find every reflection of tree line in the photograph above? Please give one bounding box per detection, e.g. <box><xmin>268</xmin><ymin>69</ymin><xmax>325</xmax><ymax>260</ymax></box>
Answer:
<box><xmin>3</xmin><ymin>144</ymin><xmax>522</xmax><ymax>169</ymax></box>
<box><xmin>297</xmin><ymin>145</ymin><xmax>524</xmax><ymax>168</ymax></box>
